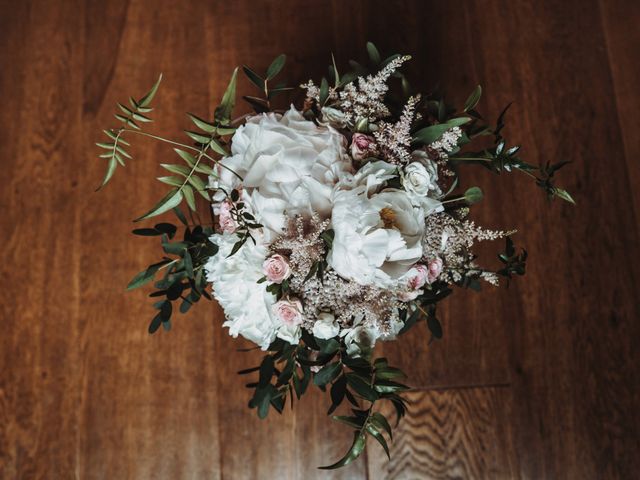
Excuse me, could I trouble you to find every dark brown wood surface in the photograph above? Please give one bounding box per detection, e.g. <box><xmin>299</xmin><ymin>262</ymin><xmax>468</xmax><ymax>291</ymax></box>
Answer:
<box><xmin>0</xmin><ymin>0</ymin><xmax>638</xmax><ymax>478</ymax></box>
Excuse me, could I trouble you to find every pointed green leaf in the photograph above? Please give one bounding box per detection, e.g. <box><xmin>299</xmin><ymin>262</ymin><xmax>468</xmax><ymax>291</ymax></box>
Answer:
<box><xmin>134</xmin><ymin>189</ymin><xmax>183</xmax><ymax>222</ymax></box>
<box><xmin>319</xmin><ymin>432</ymin><xmax>366</xmax><ymax>470</ymax></box>
<box><xmin>182</xmin><ymin>184</ymin><xmax>196</xmax><ymax>211</ymax></box>
<box><xmin>187</xmin><ymin>113</ymin><xmax>216</xmax><ymax>133</ymax></box>
<box><xmin>554</xmin><ymin>188</ymin><xmax>576</xmax><ymax>204</ymax></box>
<box><xmin>366</xmin><ymin>41</ymin><xmax>381</xmax><ymax>64</ymax></box>
<box><xmin>366</xmin><ymin>425</ymin><xmax>390</xmax><ymax>459</ymax></box>
<box><xmin>242</xmin><ymin>65</ymin><xmax>264</xmax><ymax>90</ymax></box>
<box><xmin>215</xmin><ymin>67</ymin><xmax>239</xmax><ymax>124</ymax></box>
<box><xmin>184</xmin><ymin>130</ymin><xmax>211</xmax><ymax>144</ymax></box>
<box><xmin>139</xmin><ymin>73</ymin><xmax>163</xmax><ymax>107</ymax></box>
<box><xmin>157</xmin><ymin>176</ymin><xmax>183</xmax><ymax>187</ymax></box>
<box><xmin>463</xmin><ymin>85</ymin><xmax>482</xmax><ymax>112</ymax></box>
<box><xmin>266</xmin><ymin>54</ymin><xmax>286</xmax><ymax>80</ymax></box>
<box><xmin>161</xmin><ymin>163</ymin><xmax>190</xmax><ymax>177</ymax></box>
<box><xmin>97</xmin><ymin>157</ymin><xmax>117</xmax><ymax>190</ymax></box>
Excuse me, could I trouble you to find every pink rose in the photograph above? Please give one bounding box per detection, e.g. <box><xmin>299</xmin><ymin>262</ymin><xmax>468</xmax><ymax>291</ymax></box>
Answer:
<box><xmin>215</xmin><ymin>200</ymin><xmax>237</xmax><ymax>234</ymax></box>
<box><xmin>273</xmin><ymin>298</ymin><xmax>303</xmax><ymax>327</ymax></box>
<box><xmin>262</xmin><ymin>254</ymin><xmax>292</xmax><ymax>283</ymax></box>
<box><xmin>408</xmin><ymin>264</ymin><xmax>429</xmax><ymax>290</ymax></box>
<box><xmin>426</xmin><ymin>257</ymin><xmax>443</xmax><ymax>284</ymax></box>
<box><xmin>398</xmin><ymin>264</ymin><xmax>429</xmax><ymax>302</ymax></box>
<box><xmin>351</xmin><ymin>133</ymin><xmax>376</xmax><ymax>161</ymax></box>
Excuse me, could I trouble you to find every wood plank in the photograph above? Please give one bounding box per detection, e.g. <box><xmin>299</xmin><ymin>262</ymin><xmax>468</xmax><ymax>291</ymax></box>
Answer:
<box><xmin>599</xmin><ymin>0</ymin><xmax>640</xmax><ymax>222</ymax></box>
<box><xmin>368</xmin><ymin>387</ymin><xmax>519</xmax><ymax>479</ymax></box>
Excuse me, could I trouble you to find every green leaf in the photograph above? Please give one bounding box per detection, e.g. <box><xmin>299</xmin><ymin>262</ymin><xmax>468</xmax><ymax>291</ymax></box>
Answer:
<box><xmin>366</xmin><ymin>41</ymin><xmax>381</xmax><ymax>64</ymax></box>
<box><xmin>187</xmin><ymin>175</ymin><xmax>209</xmax><ymax>200</ymax></box>
<box><xmin>174</xmin><ymin>148</ymin><xmax>198</xmax><ymax>168</ymax></box>
<box><xmin>319</xmin><ymin>432</ymin><xmax>366</xmax><ymax>470</ymax></box>
<box><xmin>463</xmin><ymin>85</ymin><xmax>482</xmax><ymax>112</ymax></box>
<box><xmin>215</xmin><ymin>67</ymin><xmax>239</xmax><ymax>124</ymax></box>
<box><xmin>427</xmin><ymin>314</ymin><xmax>443</xmax><ymax>339</ymax></box>
<box><xmin>134</xmin><ymin>189</ymin><xmax>183</xmax><ymax>222</ymax></box>
<box><xmin>184</xmin><ymin>130</ymin><xmax>211</xmax><ymax>144</ymax></box>
<box><xmin>161</xmin><ymin>163</ymin><xmax>191</xmax><ymax>177</ymax></box>
<box><xmin>187</xmin><ymin>113</ymin><xmax>216</xmax><ymax>134</ymax></box>
<box><xmin>183</xmin><ymin>250</ymin><xmax>194</xmax><ymax>277</ymax></box>
<box><xmin>464</xmin><ymin>186</ymin><xmax>484</xmax><ymax>205</ymax></box>
<box><xmin>346</xmin><ymin>373</ymin><xmax>378</xmax><ymax>402</ymax></box>
<box><xmin>173</xmin><ymin>206</ymin><xmax>188</xmax><ymax>226</ymax></box>
<box><xmin>553</xmin><ymin>187</ymin><xmax>576</xmax><ymax>204</ymax></box>
<box><xmin>139</xmin><ymin>73</ymin><xmax>163</xmax><ymax>108</ymax></box>
<box><xmin>373</xmin><ymin>380</ymin><xmax>410</xmax><ymax>394</ymax></box>
<box><xmin>127</xmin><ymin>260</ymin><xmax>170</xmax><ymax>290</ymax></box>
<box><xmin>157</xmin><ymin>176</ymin><xmax>183</xmax><ymax>187</ymax></box>
<box><xmin>266</xmin><ymin>54</ymin><xmax>286</xmax><ymax>80</ymax></box>
<box><xmin>209</xmin><ymin>138</ymin><xmax>229</xmax><ymax>156</ymax></box>
<box><xmin>371</xmin><ymin>412</ymin><xmax>393</xmax><ymax>440</ymax></box>
<box><xmin>366</xmin><ymin>424</ymin><xmax>390</xmax><ymax>459</ymax></box>
<box><xmin>313</xmin><ymin>361</ymin><xmax>342</xmax><ymax>387</ymax></box>
<box><xmin>412</xmin><ymin>124</ymin><xmax>451</xmax><ymax>145</ymax></box>
<box><xmin>97</xmin><ymin>157</ymin><xmax>117</xmax><ymax>190</ymax></box>
<box><xmin>332</xmin><ymin>415</ymin><xmax>364</xmax><ymax>429</ymax></box>
<box><xmin>182</xmin><ymin>184</ymin><xmax>196</xmax><ymax>211</ymax></box>
<box><xmin>319</xmin><ymin>77</ymin><xmax>329</xmax><ymax>105</ymax></box>
<box><xmin>243</xmin><ymin>65</ymin><xmax>264</xmax><ymax>91</ymax></box>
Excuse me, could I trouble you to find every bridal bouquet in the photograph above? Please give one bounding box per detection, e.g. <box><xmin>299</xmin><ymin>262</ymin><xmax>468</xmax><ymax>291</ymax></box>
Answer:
<box><xmin>97</xmin><ymin>43</ymin><xmax>572</xmax><ymax>469</ymax></box>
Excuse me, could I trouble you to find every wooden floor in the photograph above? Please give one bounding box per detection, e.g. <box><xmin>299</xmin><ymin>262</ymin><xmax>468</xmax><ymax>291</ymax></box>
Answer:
<box><xmin>1</xmin><ymin>0</ymin><xmax>638</xmax><ymax>478</ymax></box>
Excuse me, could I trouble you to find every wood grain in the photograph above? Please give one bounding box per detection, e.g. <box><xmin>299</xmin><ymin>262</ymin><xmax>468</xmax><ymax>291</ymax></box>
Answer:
<box><xmin>368</xmin><ymin>387</ymin><xmax>519</xmax><ymax>479</ymax></box>
<box><xmin>0</xmin><ymin>0</ymin><xmax>638</xmax><ymax>478</ymax></box>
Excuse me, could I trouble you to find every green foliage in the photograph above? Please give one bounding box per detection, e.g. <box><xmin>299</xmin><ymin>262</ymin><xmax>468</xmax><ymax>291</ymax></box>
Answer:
<box><xmin>96</xmin><ymin>74</ymin><xmax>163</xmax><ymax>189</ymax></box>
<box><xmin>239</xmin><ymin>329</ymin><xmax>408</xmax><ymax>470</ymax></box>
<box><xmin>126</xmin><ymin>211</ymin><xmax>218</xmax><ymax>333</ymax></box>
<box><xmin>242</xmin><ymin>54</ymin><xmax>293</xmax><ymax>113</ymax></box>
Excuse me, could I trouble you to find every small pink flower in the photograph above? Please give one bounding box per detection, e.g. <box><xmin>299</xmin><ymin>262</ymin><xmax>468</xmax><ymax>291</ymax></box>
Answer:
<box><xmin>215</xmin><ymin>200</ymin><xmax>237</xmax><ymax>234</ymax></box>
<box><xmin>351</xmin><ymin>133</ymin><xmax>376</xmax><ymax>161</ymax></box>
<box><xmin>426</xmin><ymin>257</ymin><xmax>443</xmax><ymax>284</ymax></box>
<box><xmin>262</xmin><ymin>254</ymin><xmax>291</xmax><ymax>283</ymax></box>
<box><xmin>408</xmin><ymin>264</ymin><xmax>429</xmax><ymax>290</ymax></box>
<box><xmin>398</xmin><ymin>290</ymin><xmax>420</xmax><ymax>302</ymax></box>
<box><xmin>273</xmin><ymin>298</ymin><xmax>303</xmax><ymax>327</ymax></box>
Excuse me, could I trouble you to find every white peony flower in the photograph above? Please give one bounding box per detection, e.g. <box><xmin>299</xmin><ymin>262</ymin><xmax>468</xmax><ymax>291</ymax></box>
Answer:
<box><xmin>328</xmin><ymin>188</ymin><xmax>425</xmax><ymax>288</ymax></box>
<box><xmin>338</xmin><ymin>160</ymin><xmax>398</xmax><ymax>195</ymax></box>
<box><xmin>209</xmin><ymin>106</ymin><xmax>353</xmax><ymax>242</ymax></box>
<box><xmin>312</xmin><ymin>312</ymin><xmax>340</xmax><ymax>339</ymax></box>
<box><xmin>205</xmin><ymin>233</ymin><xmax>296</xmax><ymax>349</ymax></box>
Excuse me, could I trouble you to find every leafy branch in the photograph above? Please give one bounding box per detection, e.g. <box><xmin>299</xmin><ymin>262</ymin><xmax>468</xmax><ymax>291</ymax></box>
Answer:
<box><xmin>125</xmin><ymin>207</ymin><xmax>218</xmax><ymax>333</ymax></box>
<box><xmin>96</xmin><ymin>74</ymin><xmax>163</xmax><ymax>189</ymax></box>
<box><xmin>239</xmin><ymin>333</ymin><xmax>408</xmax><ymax>470</ymax></box>
<box><xmin>242</xmin><ymin>54</ymin><xmax>293</xmax><ymax>113</ymax></box>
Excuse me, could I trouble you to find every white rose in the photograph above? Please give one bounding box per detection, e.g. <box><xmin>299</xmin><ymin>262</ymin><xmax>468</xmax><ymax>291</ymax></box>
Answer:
<box><xmin>312</xmin><ymin>312</ymin><xmax>340</xmax><ymax>339</ymax></box>
<box><xmin>328</xmin><ymin>188</ymin><xmax>425</xmax><ymax>288</ymax></box>
<box><xmin>209</xmin><ymin>106</ymin><xmax>353</xmax><ymax>242</ymax></box>
<box><xmin>205</xmin><ymin>232</ymin><xmax>279</xmax><ymax>350</ymax></box>
<box><xmin>341</xmin><ymin>325</ymin><xmax>378</xmax><ymax>357</ymax></box>
<box><xmin>402</xmin><ymin>162</ymin><xmax>436</xmax><ymax>196</ymax></box>
<box><xmin>321</xmin><ymin>106</ymin><xmax>348</xmax><ymax>127</ymax></box>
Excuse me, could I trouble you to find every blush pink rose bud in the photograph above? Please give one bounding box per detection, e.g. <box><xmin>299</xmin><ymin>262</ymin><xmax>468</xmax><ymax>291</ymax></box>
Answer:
<box><xmin>215</xmin><ymin>200</ymin><xmax>237</xmax><ymax>234</ymax></box>
<box><xmin>398</xmin><ymin>264</ymin><xmax>429</xmax><ymax>302</ymax></box>
<box><xmin>262</xmin><ymin>254</ymin><xmax>292</xmax><ymax>283</ymax></box>
<box><xmin>273</xmin><ymin>298</ymin><xmax>303</xmax><ymax>327</ymax></box>
<box><xmin>351</xmin><ymin>133</ymin><xmax>376</xmax><ymax>161</ymax></box>
<box><xmin>426</xmin><ymin>257</ymin><xmax>443</xmax><ymax>284</ymax></box>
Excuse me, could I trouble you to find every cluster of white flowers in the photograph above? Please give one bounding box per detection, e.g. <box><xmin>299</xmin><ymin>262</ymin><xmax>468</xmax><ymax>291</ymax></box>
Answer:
<box><xmin>205</xmin><ymin>63</ymin><xmax>505</xmax><ymax>354</ymax></box>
